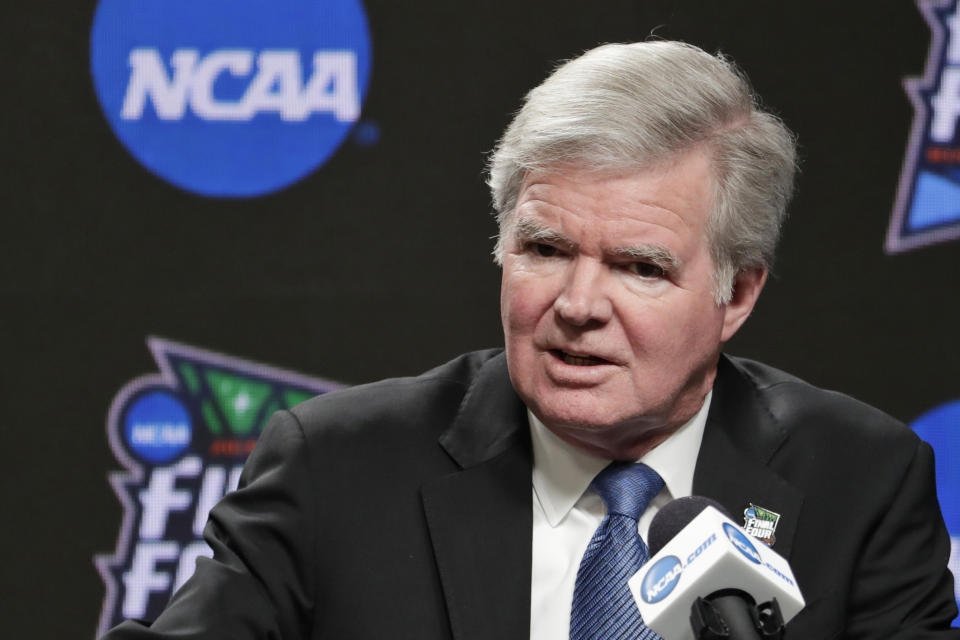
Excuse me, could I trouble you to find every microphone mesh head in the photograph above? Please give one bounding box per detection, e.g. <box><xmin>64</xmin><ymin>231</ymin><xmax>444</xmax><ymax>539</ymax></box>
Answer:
<box><xmin>648</xmin><ymin>496</ymin><xmax>730</xmax><ymax>556</ymax></box>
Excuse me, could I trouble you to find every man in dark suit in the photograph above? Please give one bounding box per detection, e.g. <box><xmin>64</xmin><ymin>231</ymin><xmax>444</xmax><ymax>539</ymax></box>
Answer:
<box><xmin>103</xmin><ymin>41</ymin><xmax>960</xmax><ymax>639</ymax></box>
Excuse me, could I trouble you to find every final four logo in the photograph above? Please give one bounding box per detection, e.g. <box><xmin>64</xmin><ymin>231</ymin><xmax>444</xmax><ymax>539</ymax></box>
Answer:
<box><xmin>95</xmin><ymin>338</ymin><xmax>340</xmax><ymax>636</ymax></box>
<box><xmin>888</xmin><ymin>0</ymin><xmax>960</xmax><ymax>252</ymax></box>
<box><xmin>743</xmin><ymin>503</ymin><xmax>780</xmax><ymax>547</ymax></box>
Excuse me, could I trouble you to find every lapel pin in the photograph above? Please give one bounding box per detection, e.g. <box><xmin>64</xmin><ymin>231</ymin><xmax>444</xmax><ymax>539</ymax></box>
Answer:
<box><xmin>743</xmin><ymin>503</ymin><xmax>780</xmax><ymax>546</ymax></box>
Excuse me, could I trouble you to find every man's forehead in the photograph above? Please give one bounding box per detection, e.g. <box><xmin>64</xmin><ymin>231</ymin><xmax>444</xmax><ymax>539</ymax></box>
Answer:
<box><xmin>517</xmin><ymin>159</ymin><xmax>712</xmax><ymax>224</ymax></box>
<box><xmin>507</xmin><ymin>158</ymin><xmax>717</xmax><ymax>266</ymax></box>
<box><xmin>510</xmin><ymin>191</ymin><xmax>692</xmax><ymax>248</ymax></box>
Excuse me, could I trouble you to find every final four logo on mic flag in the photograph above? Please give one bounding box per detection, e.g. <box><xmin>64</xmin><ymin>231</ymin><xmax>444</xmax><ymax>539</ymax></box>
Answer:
<box><xmin>95</xmin><ymin>337</ymin><xmax>342</xmax><ymax>637</ymax></box>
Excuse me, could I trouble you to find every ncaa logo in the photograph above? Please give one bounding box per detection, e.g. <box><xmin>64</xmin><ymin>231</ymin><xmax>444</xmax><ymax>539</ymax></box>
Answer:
<box><xmin>723</xmin><ymin>522</ymin><xmax>762</xmax><ymax>564</ymax></box>
<box><xmin>640</xmin><ymin>555</ymin><xmax>683</xmax><ymax>604</ymax></box>
<box><xmin>911</xmin><ymin>401</ymin><xmax>960</xmax><ymax>618</ymax></box>
<box><xmin>90</xmin><ymin>0</ymin><xmax>372</xmax><ymax>197</ymax></box>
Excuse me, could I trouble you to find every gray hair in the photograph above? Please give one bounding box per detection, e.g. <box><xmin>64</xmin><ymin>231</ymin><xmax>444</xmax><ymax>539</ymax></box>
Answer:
<box><xmin>488</xmin><ymin>41</ymin><xmax>797</xmax><ymax>304</ymax></box>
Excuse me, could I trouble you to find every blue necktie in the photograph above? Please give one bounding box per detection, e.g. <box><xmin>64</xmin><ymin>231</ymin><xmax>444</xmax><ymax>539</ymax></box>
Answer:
<box><xmin>570</xmin><ymin>462</ymin><xmax>665</xmax><ymax>640</ymax></box>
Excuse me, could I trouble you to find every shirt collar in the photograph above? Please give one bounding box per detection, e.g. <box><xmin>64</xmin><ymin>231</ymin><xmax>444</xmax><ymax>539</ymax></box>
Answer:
<box><xmin>530</xmin><ymin>391</ymin><xmax>712</xmax><ymax>527</ymax></box>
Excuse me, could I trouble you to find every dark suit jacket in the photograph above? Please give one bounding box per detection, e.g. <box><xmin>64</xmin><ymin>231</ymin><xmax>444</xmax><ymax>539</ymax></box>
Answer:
<box><xmin>104</xmin><ymin>350</ymin><xmax>959</xmax><ymax>639</ymax></box>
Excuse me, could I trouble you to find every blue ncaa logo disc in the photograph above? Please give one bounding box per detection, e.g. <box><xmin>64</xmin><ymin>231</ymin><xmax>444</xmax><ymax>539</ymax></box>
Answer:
<box><xmin>912</xmin><ymin>399</ymin><xmax>960</xmax><ymax>535</ymax></box>
<box><xmin>90</xmin><ymin>0</ymin><xmax>372</xmax><ymax>197</ymax></box>
<box><xmin>911</xmin><ymin>398</ymin><xmax>960</xmax><ymax>626</ymax></box>
<box><xmin>723</xmin><ymin>522</ymin><xmax>762</xmax><ymax>564</ymax></box>
<box><xmin>123</xmin><ymin>390</ymin><xmax>192</xmax><ymax>463</ymax></box>
<box><xmin>640</xmin><ymin>555</ymin><xmax>683</xmax><ymax>604</ymax></box>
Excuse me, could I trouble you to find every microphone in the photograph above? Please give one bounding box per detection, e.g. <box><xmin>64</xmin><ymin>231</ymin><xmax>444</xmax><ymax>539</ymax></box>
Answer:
<box><xmin>629</xmin><ymin>497</ymin><xmax>805</xmax><ymax>639</ymax></box>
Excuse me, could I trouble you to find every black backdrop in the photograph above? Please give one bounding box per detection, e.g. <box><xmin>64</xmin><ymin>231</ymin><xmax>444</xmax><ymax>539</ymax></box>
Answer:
<box><xmin>2</xmin><ymin>1</ymin><xmax>958</xmax><ymax>637</ymax></box>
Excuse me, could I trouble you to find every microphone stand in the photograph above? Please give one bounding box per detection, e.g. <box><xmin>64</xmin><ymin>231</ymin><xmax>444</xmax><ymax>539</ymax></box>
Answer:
<box><xmin>689</xmin><ymin>590</ymin><xmax>785</xmax><ymax>639</ymax></box>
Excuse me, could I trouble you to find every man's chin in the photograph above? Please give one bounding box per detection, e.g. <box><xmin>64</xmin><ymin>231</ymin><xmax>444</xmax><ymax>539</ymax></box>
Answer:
<box><xmin>526</xmin><ymin>391</ymin><xmax>680</xmax><ymax>456</ymax></box>
<box><xmin>533</xmin><ymin>403</ymin><xmax>640</xmax><ymax>440</ymax></box>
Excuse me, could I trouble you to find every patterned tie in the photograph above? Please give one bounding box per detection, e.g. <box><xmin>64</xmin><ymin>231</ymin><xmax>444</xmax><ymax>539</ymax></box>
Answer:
<box><xmin>570</xmin><ymin>462</ymin><xmax>665</xmax><ymax>640</ymax></box>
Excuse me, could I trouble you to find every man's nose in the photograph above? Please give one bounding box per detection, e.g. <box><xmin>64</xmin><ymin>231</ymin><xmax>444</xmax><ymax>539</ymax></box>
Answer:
<box><xmin>553</xmin><ymin>258</ymin><xmax>612</xmax><ymax>326</ymax></box>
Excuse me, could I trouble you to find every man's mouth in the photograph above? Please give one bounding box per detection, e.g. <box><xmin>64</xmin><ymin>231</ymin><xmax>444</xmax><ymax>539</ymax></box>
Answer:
<box><xmin>551</xmin><ymin>349</ymin><xmax>610</xmax><ymax>366</ymax></box>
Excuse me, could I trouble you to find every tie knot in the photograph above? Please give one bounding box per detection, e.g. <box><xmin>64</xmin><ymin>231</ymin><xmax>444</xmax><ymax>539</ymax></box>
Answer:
<box><xmin>591</xmin><ymin>462</ymin><xmax>664</xmax><ymax>521</ymax></box>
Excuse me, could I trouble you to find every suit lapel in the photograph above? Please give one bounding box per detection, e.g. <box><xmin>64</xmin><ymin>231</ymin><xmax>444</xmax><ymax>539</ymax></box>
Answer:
<box><xmin>421</xmin><ymin>353</ymin><xmax>532</xmax><ymax>640</ymax></box>
<box><xmin>693</xmin><ymin>356</ymin><xmax>803</xmax><ymax>560</ymax></box>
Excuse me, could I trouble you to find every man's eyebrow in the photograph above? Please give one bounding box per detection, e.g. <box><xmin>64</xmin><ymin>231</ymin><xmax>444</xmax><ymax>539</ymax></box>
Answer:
<box><xmin>610</xmin><ymin>244</ymin><xmax>682</xmax><ymax>272</ymax></box>
<box><xmin>513</xmin><ymin>216</ymin><xmax>680</xmax><ymax>272</ymax></box>
<box><xmin>513</xmin><ymin>216</ymin><xmax>577</xmax><ymax>249</ymax></box>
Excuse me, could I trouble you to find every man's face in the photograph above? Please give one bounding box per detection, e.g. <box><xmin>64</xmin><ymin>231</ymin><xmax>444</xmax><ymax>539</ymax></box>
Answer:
<box><xmin>499</xmin><ymin>149</ymin><xmax>762</xmax><ymax>458</ymax></box>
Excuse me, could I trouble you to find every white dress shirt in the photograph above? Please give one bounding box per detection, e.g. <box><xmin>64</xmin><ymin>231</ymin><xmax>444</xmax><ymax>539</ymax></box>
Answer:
<box><xmin>529</xmin><ymin>392</ymin><xmax>712</xmax><ymax>639</ymax></box>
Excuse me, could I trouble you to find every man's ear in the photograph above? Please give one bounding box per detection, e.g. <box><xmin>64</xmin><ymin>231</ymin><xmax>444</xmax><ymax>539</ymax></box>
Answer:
<box><xmin>720</xmin><ymin>267</ymin><xmax>768</xmax><ymax>342</ymax></box>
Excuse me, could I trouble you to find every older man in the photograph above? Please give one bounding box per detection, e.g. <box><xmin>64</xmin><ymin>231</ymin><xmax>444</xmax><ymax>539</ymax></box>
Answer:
<box><xmin>104</xmin><ymin>41</ymin><xmax>958</xmax><ymax>640</ymax></box>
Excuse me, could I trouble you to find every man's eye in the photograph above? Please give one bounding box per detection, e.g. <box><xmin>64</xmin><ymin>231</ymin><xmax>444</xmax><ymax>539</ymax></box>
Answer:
<box><xmin>528</xmin><ymin>243</ymin><xmax>559</xmax><ymax>257</ymax></box>
<box><xmin>628</xmin><ymin>262</ymin><xmax>666</xmax><ymax>279</ymax></box>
